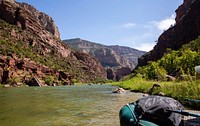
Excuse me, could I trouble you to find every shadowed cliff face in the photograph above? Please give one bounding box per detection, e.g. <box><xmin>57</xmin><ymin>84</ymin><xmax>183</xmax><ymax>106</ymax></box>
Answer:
<box><xmin>138</xmin><ymin>0</ymin><xmax>200</xmax><ymax>67</ymax></box>
<box><xmin>0</xmin><ymin>0</ymin><xmax>106</xmax><ymax>85</ymax></box>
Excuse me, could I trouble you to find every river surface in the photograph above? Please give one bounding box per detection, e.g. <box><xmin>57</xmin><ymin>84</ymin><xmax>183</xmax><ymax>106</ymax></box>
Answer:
<box><xmin>0</xmin><ymin>84</ymin><xmax>143</xmax><ymax>126</ymax></box>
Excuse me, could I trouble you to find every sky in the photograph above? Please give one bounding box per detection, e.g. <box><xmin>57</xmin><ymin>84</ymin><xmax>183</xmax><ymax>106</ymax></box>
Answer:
<box><xmin>16</xmin><ymin>0</ymin><xmax>183</xmax><ymax>51</ymax></box>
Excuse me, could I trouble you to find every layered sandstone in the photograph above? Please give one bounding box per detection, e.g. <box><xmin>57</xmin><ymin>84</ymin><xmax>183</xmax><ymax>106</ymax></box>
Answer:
<box><xmin>0</xmin><ymin>0</ymin><xmax>107</xmax><ymax>85</ymax></box>
<box><xmin>0</xmin><ymin>0</ymin><xmax>70</xmax><ymax>57</ymax></box>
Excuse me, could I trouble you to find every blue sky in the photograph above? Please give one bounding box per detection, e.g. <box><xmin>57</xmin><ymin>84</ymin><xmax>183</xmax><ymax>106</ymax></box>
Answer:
<box><xmin>16</xmin><ymin>0</ymin><xmax>182</xmax><ymax>51</ymax></box>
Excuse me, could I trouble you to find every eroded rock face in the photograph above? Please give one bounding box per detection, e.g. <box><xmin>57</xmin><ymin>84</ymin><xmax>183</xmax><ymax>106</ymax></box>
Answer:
<box><xmin>0</xmin><ymin>0</ymin><xmax>106</xmax><ymax>85</ymax></box>
<box><xmin>138</xmin><ymin>0</ymin><xmax>200</xmax><ymax>66</ymax></box>
<box><xmin>0</xmin><ymin>0</ymin><xmax>107</xmax><ymax>85</ymax></box>
<box><xmin>0</xmin><ymin>0</ymin><xmax>59</xmax><ymax>38</ymax></box>
<box><xmin>0</xmin><ymin>0</ymin><xmax>15</xmax><ymax>4</ymax></box>
<box><xmin>175</xmin><ymin>0</ymin><xmax>196</xmax><ymax>23</ymax></box>
<box><xmin>18</xmin><ymin>3</ymin><xmax>60</xmax><ymax>38</ymax></box>
<box><xmin>0</xmin><ymin>54</ymin><xmax>81</xmax><ymax>86</ymax></box>
<box><xmin>63</xmin><ymin>38</ymin><xmax>146</xmax><ymax>80</ymax></box>
<box><xmin>64</xmin><ymin>38</ymin><xmax>146</xmax><ymax>70</ymax></box>
<box><xmin>73</xmin><ymin>52</ymin><xmax>107</xmax><ymax>80</ymax></box>
<box><xmin>115</xmin><ymin>67</ymin><xmax>132</xmax><ymax>81</ymax></box>
<box><xmin>106</xmin><ymin>67</ymin><xmax>132</xmax><ymax>81</ymax></box>
<box><xmin>0</xmin><ymin>0</ymin><xmax>70</xmax><ymax>58</ymax></box>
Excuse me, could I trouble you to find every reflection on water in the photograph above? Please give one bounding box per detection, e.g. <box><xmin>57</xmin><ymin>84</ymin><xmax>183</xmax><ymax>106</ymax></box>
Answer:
<box><xmin>0</xmin><ymin>84</ymin><xmax>142</xmax><ymax>126</ymax></box>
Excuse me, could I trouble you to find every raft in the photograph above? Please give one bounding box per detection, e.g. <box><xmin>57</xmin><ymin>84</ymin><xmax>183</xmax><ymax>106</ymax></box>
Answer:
<box><xmin>119</xmin><ymin>103</ymin><xmax>159</xmax><ymax>126</ymax></box>
<box><xmin>182</xmin><ymin>99</ymin><xmax>200</xmax><ymax>110</ymax></box>
<box><xmin>119</xmin><ymin>96</ymin><xmax>184</xmax><ymax>126</ymax></box>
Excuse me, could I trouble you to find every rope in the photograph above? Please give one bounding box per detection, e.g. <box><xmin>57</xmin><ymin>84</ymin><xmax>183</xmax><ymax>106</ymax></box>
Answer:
<box><xmin>126</xmin><ymin>103</ymin><xmax>139</xmax><ymax>124</ymax></box>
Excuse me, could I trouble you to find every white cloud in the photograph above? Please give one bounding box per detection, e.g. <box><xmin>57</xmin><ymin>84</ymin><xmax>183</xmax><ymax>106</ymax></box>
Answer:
<box><xmin>117</xmin><ymin>34</ymin><xmax>156</xmax><ymax>52</ymax></box>
<box><xmin>134</xmin><ymin>43</ymin><xmax>155</xmax><ymax>52</ymax></box>
<box><xmin>122</xmin><ymin>23</ymin><xmax>136</xmax><ymax>28</ymax></box>
<box><xmin>111</xmin><ymin>15</ymin><xmax>176</xmax><ymax>52</ymax></box>
<box><xmin>115</xmin><ymin>22</ymin><xmax>136</xmax><ymax>29</ymax></box>
<box><xmin>153</xmin><ymin>14</ymin><xmax>176</xmax><ymax>31</ymax></box>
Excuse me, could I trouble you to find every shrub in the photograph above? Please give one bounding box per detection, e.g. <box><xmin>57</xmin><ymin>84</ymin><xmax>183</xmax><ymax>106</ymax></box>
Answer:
<box><xmin>44</xmin><ymin>76</ymin><xmax>54</xmax><ymax>85</ymax></box>
<box><xmin>143</xmin><ymin>62</ymin><xmax>167</xmax><ymax>80</ymax></box>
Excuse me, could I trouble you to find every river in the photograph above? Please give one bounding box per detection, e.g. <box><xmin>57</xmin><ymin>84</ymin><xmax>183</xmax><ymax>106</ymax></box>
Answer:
<box><xmin>0</xmin><ymin>84</ymin><xmax>143</xmax><ymax>126</ymax></box>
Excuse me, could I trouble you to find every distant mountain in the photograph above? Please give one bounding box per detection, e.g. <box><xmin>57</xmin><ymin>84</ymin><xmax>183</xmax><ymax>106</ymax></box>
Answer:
<box><xmin>63</xmin><ymin>38</ymin><xmax>146</xmax><ymax>80</ymax></box>
<box><xmin>63</xmin><ymin>38</ymin><xmax>146</xmax><ymax>69</ymax></box>
<box><xmin>108</xmin><ymin>45</ymin><xmax>146</xmax><ymax>68</ymax></box>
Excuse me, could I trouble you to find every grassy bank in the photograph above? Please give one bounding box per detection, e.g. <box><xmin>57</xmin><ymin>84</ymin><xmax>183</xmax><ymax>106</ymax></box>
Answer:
<box><xmin>112</xmin><ymin>75</ymin><xmax>200</xmax><ymax>108</ymax></box>
<box><xmin>112</xmin><ymin>37</ymin><xmax>200</xmax><ymax>109</ymax></box>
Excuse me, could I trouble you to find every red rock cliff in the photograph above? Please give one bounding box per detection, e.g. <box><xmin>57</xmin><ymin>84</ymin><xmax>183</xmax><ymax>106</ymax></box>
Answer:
<box><xmin>138</xmin><ymin>0</ymin><xmax>200</xmax><ymax>67</ymax></box>
<box><xmin>0</xmin><ymin>0</ymin><xmax>107</xmax><ymax>85</ymax></box>
<box><xmin>0</xmin><ymin>0</ymin><xmax>70</xmax><ymax>57</ymax></box>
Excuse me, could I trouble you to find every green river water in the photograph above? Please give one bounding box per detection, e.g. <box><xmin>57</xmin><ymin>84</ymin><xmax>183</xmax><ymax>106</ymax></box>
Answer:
<box><xmin>0</xmin><ymin>84</ymin><xmax>142</xmax><ymax>126</ymax></box>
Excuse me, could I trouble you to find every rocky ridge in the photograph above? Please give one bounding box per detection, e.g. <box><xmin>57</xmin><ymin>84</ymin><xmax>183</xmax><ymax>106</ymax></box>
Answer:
<box><xmin>19</xmin><ymin>2</ymin><xmax>60</xmax><ymax>39</ymax></box>
<box><xmin>108</xmin><ymin>45</ymin><xmax>146</xmax><ymax>68</ymax></box>
<box><xmin>0</xmin><ymin>0</ymin><xmax>106</xmax><ymax>86</ymax></box>
<box><xmin>63</xmin><ymin>38</ymin><xmax>146</xmax><ymax>69</ymax></box>
<box><xmin>0</xmin><ymin>0</ymin><xmax>69</xmax><ymax>57</ymax></box>
<box><xmin>138</xmin><ymin>0</ymin><xmax>200</xmax><ymax>66</ymax></box>
<box><xmin>63</xmin><ymin>38</ymin><xmax>146</xmax><ymax>80</ymax></box>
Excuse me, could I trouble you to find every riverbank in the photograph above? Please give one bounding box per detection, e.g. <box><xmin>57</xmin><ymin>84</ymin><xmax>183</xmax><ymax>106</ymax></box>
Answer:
<box><xmin>112</xmin><ymin>75</ymin><xmax>200</xmax><ymax>109</ymax></box>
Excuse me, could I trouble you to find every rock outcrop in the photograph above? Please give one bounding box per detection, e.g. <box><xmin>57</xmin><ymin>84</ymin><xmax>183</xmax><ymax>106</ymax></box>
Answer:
<box><xmin>73</xmin><ymin>51</ymin><xmax>107</xmax><ymax>82</ymax></box>
<box><xmin>112</xmin><ymin>87</ymin><xmax>126</xmax><ymax>94</ymax></box>
<box><xmin>18</xmin><ymin>2</ymin><xmax>60</xmax><ymax>38</ymax></box>
<box><xmin>138</xmin><ymin>0</ymin><xmax>200</xmax><ymax>66</ymax></box>
<box><xmin>0</xmin><ymin>0</ymin><xmax>60</xmax><ymax>38</ymax></box>
<box><xmin>0</xmin><ymin>0</ymin><xmax>70</xmax><ymax>57</ymax></box>
<box><xmin>0</xmin><ymin>0</ymin><xmax>107</xmax><ymax>86</ymax></box>
<box><xmin>0</xmin><ymin>0</ymin><xmax>15</xmax><ymax>4</ymax></box>
<box><xmin>0</xmin><ymin>54</ymin><xmax>80</xmax><ymax>86</ymax></box>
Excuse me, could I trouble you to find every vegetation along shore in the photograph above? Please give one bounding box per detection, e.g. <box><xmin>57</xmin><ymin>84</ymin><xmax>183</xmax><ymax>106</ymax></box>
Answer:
<box><xmin>113</xmin><ymin>37</ymin><xmax>200</xmax><ymax>109</ymax></box>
